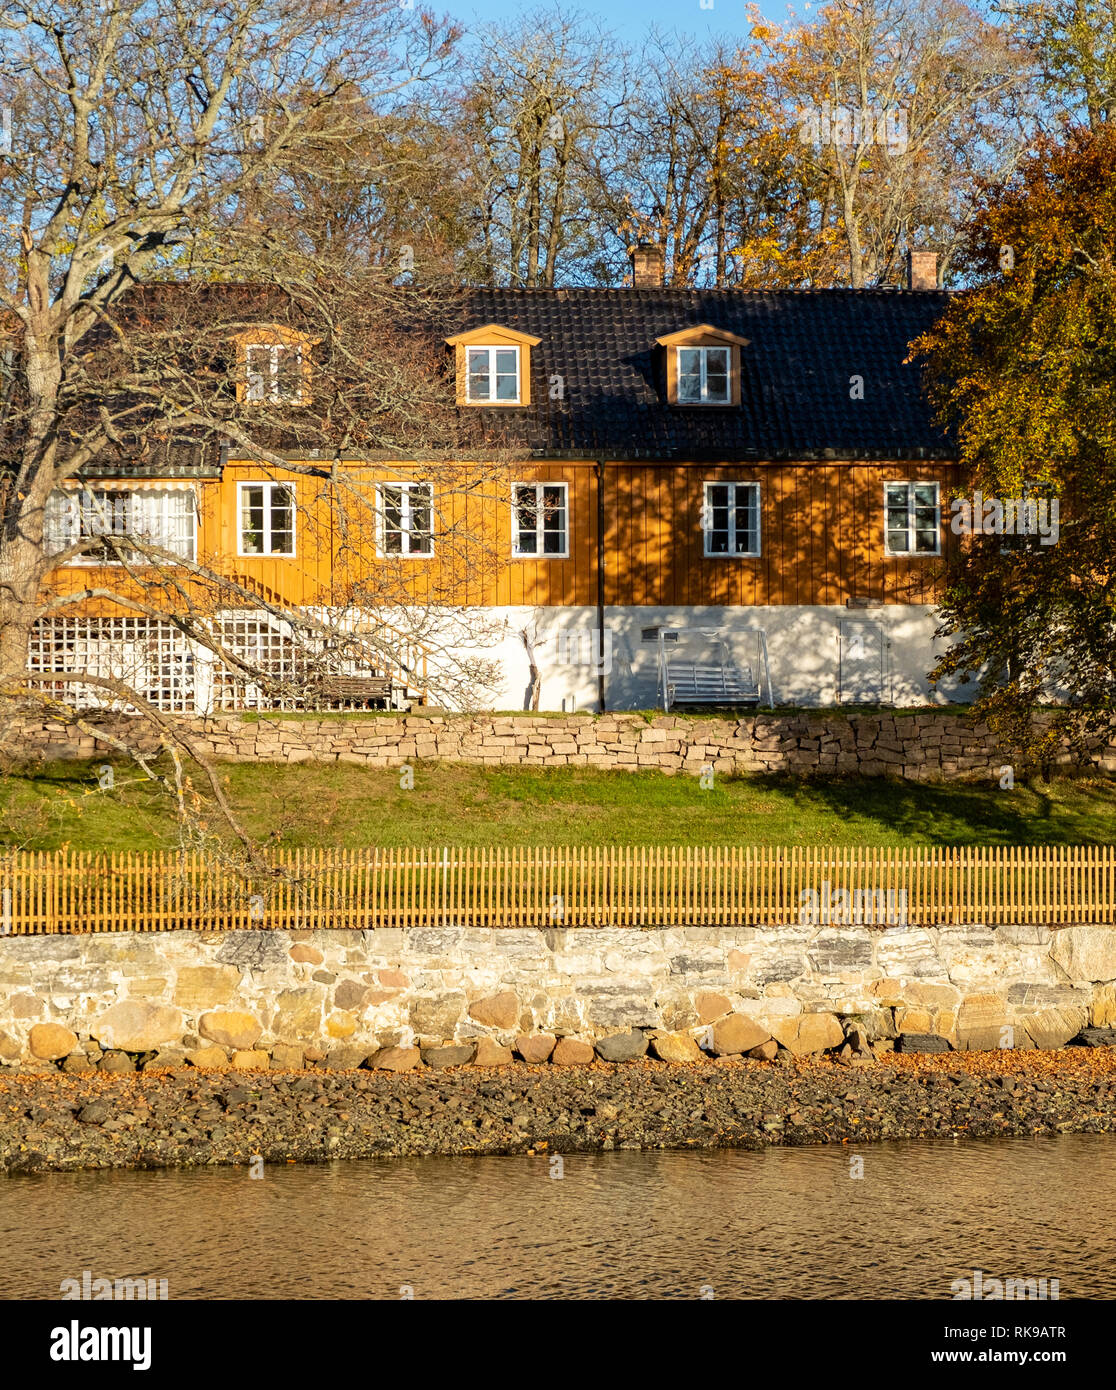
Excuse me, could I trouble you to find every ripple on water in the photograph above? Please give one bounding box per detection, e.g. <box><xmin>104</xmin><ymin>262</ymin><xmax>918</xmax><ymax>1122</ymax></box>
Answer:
<box><xmin>2</xmin><ymin>1134</ymin><xmax>1114</xmax><ymax>1300</ymax></box>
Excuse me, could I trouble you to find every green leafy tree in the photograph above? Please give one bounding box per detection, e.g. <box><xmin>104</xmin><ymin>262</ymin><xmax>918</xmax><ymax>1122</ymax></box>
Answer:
<box><xmin>913</xmin><ymin>122</ymin><xmax>1116</xmax><ymax>772</ymax></box>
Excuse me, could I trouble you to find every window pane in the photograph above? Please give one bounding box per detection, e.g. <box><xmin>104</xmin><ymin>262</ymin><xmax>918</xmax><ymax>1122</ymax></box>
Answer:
<box><xmin>43</xmin><ymin>492</ymin><xmax>76</xmax><ymax>553</ymax></box>
<box><xmin>275</xmin><ymin>346</ymin><xmax>302</xmax><ymax>401</ymax></box>
<box><xmin>705</xmin><ymin>348</ymin><xmax>730</xmax><ymax>401</ymax></box>
<box><xmin>82</xmin><ymin>491</ymin><xmax>123</xmax><ymax>538</ymax></box>
<box><xmin>703</xmin><ymin>484</ymin><xmax>724</xmax><ymax>552</ymax></box>
<box><xmin>514</xmin><ymin>485</ymin><xmax>537</xmax><ymax>552</ymax></box>
<box><xmin>245</xmin><ymin>347</ymin><xmax>268</xmax><ymax>402</ymax></box>
<box><xmin>410</xmin><ymin>485</ymin><xmax>433</xmax><ymax>554</ymax></box>
<box><xmin>733</xmin><ymin>485</ymin><xmax>757</xmax><ymax>552</ymax></box>
<box><xmin>269</xmin><ymin>486</ymin><xmax>294</xmax><ymax>554</ymax></box>
<box><xmin>542</xmin><ymin>486</ymin><xmax>566</xmax><ymax>553</ymax></box>
<box><xmin>467</xmin><ymin>349</ymin><xmax>490</xmax><ymax>400</ymax></box>
<box><xmin>913</xmin><ymin>484</ymin><xmax>937</xmax><ymax>508</ymax></box>
<box><xmin>174</xmin><ymin>494</ymin><xmax>196</xmax><ymax>561</ymax></box>
<box><xmin>382</xmin><ymin>486</ymin><xmax>403</xmax><ymax>554</ymax></box>
<box><xmin>678</xmin><ymin>349</ymin><xmax>702</xmax><ymax>402</ymax></box>
<box><xmin>130</xmin><ymin>491</ymin><xmax>192</xmax><ymax>559</ymax></box>
<box><xmin>493</xmin><ymin>349</ymin><xmax>518</xmax><ymax>400</ymax></box>
<box><xmin>886</xmin><ymin>481</ymin><xmax>911</xmax><ymax>542</ymax></box>
<box><xmin>241</xmin><ymin>486</ymin><xmax>264</xmax><ymax>554</ymax></box>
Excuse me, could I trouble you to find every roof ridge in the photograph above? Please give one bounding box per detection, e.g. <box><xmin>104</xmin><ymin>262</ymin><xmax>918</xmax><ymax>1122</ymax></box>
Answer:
<box><xmin>473</xmin><ymin>285</ymin><xmax>952</xmax><ymax>296</ymax></box>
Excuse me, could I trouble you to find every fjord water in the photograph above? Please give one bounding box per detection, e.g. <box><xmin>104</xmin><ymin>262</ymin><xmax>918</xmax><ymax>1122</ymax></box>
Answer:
<box><xmin>2</xmin><ymin>1134</ymin><xmax>1113</xmax><ymax>1300</ymax></box>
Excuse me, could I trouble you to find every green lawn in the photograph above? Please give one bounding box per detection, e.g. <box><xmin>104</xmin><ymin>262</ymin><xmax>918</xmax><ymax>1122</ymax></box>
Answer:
<box><xmin>3</xmin><ymin>758</ymin><xmax>1116</xmax><ymax>852</ymax></box>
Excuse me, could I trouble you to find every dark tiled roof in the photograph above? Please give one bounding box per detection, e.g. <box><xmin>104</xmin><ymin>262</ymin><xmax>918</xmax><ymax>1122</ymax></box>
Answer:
<box><xmin>55</xmin><ymin>282</ymin><xmax>955</xmax><ymax>477</ymax></box>
<box><xmin>79</xmin><ymin>435</ymin><xmax>223</xmax><ymax>478</ymax></box>
<box><xmin>453</xmin><ymin>286</ymin><xmax>954</xmax><ymax>461</ymax></box>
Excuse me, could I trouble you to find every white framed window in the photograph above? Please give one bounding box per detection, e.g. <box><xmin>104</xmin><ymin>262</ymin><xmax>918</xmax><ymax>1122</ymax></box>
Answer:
<box><xmin>512</xmin><ymin>482</ymin><xmax>568</xmax><ymax>557</ymax></box>
<box><xmin>379</xmin><ymin>482</ymin><xmax>434</xmax><ymax>557</ymax></box>
<box><xmin>43</xmin><ymin>488</ymin><xmax>197</xmax><ymax>564</ymax></box>
<box><xmin>885</xmin><ymin>481</ymin><xmax>940</xmax><ymax>555</ymax></box>
<box><xmin>702</xmin><ymin>481</ymin><xmax>761</xmax><ymax>556</ymax></box>
<box><xmin>467</xmin><ymin>345</ymin><xmax>520</xmax><ymax>403</ymax></box>
<box><xmin>245</xmin><ymin>343</ymin><xmax>304</xmax><ymax>404</ymax></box>
<box><xmin>238</xmin><ymin>481</ymin><xmax>296</xmax><ymax>556</ymax></box>
<box><xmin>677</xmin><ymin>346</ymin><xmax>730</xmax><ymax>403</ymax></box>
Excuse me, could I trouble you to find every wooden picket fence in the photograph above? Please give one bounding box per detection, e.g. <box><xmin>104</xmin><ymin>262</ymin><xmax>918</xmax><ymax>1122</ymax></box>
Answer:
<box><xmin>1</xmin><ymin>844</ymin><xmax>1115</xmax><ymax>933</ymax></box>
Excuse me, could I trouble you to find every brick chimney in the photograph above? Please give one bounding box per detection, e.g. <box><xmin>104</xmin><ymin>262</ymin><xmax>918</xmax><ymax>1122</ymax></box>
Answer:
<box><xmin>631</xmin><ymin>241</ymin><xmax>665</xmax><ymax>288</ymax></box>
<box><xmin>906</xmin><ymin>249</ymin><xmax>939</xmax><ymax>290</ymax></box>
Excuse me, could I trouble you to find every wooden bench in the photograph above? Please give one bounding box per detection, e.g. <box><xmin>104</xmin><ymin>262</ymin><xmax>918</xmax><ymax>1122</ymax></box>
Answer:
<box><xmin>312</xmin><ymin>675</ymin><xmax>393</xmax><ymax>708</ymax></box>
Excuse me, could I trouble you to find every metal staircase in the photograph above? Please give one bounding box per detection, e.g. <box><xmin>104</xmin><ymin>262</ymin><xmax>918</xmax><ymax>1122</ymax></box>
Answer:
<box><xmin>658</xmin><ymin>628</ymin><xmax>773</xmax><ymax>712</ymax></box>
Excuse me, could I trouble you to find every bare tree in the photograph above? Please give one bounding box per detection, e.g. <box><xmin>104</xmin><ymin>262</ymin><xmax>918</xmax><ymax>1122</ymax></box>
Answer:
<box><xmin>0</xmin><ymin>0</ymin><xmax>511</xmax><ymax>860</ymax></box>
<box><xmin>456</xmin><ymin>6</ymin><xmax>628</xmax><ymax>287</ymax></box>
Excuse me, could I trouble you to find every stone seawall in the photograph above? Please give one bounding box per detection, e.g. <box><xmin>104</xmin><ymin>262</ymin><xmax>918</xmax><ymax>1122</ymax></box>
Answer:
<box><xmin>11</xmin><ymin>709</ymin><xmax>1116</xmax><ymax>780</ymax></box>
<box><xmin>3</xmin><ymin>923</ymin><xmax>1115</xmax><ymax>1074</ymax></box>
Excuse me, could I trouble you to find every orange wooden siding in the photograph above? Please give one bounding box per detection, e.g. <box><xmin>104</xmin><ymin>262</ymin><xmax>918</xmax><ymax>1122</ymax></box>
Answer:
<box><xmin>42</xmin><ymin>458</ymin><xmax>961</xmax><ymax>614</ymax></box>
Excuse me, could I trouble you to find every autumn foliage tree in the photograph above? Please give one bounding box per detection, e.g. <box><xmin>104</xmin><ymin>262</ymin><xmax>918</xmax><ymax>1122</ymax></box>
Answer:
<box><xmin>913</xmin><ymin>122</ymin><xmax>1116</xmax><ymax>770</ymax></box>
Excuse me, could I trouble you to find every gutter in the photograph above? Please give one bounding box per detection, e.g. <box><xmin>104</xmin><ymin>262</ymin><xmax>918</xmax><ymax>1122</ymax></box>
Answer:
<box><xmin>596</xmin><ymin>459</ymin><xmax>606</xmax><ymax>712</ymax></box>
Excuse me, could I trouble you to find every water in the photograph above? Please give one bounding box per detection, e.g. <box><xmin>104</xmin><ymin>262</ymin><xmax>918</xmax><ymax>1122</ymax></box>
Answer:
<box><xmin>2</xmin><ymin>1134</ymin><xmax>1113</xmax><ymax>1300</ymax></box>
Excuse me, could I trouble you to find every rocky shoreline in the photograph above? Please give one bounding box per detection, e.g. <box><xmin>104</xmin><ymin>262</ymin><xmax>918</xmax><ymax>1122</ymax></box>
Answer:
<box><xmin>4</xmin><ymin>1048</ymin><xmax>1116</xmax><ymax>1174</ymax></box>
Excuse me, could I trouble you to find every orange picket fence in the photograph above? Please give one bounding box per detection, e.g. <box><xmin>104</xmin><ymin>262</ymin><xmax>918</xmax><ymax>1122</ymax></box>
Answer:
<box><xmin>1</xmin><ymin>844</ymin><xmax>1115</xmax><ymax>933</ymax></box>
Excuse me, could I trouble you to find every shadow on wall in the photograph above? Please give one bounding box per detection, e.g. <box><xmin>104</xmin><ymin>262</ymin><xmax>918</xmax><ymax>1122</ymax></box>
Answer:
<box><xmin>443</xmin><ymin>604</ymin><xmax>976</xmax><ymax>715</ymax></box>
<box><xmin>577</xmin><ymin>606</ymin><xmax>974</xmax><ymax>712</ymax></box>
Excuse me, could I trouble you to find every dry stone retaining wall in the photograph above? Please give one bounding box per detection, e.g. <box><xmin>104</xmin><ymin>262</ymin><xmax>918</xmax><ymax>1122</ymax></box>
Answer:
<box><xmin>11</xmin><ymin>710</ymin><xmax>1116</xmax><ymax>780</ymax></box>
<box><xmin>2</xmin><ymin>923</ymin><xmax>1114</xmax><ymax>1073</ymax></box>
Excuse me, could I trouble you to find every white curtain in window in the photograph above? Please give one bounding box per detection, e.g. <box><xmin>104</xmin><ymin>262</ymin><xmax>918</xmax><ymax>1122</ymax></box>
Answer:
<box><xmin>43</xmin><ymin>486</ymin><xmax>196</xmax><ymax>561</ymax></box>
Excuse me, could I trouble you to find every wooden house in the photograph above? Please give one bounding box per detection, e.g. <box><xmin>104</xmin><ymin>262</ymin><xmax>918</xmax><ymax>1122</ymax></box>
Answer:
<box><xmin>34</xmin><ymin>259</ymin><xmax>964</xmax><ymax>713</ymax></box>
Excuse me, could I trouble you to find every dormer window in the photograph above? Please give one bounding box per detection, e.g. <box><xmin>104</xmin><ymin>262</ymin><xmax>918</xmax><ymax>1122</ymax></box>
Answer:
<box><xmin>467</xmin><ymin>346</ymin><xmax>520</xmax><ymax>403</ymax></box>
<box><xmin>246</xmin><ymin>342</ymin><xmax>303</xmax><ymax>404</ymax></box>
<box><xmin>678</xmin><ymin>347</ymin><xmax>730</xmax><ymax>403</ymax></box>
<box><xmin>656</xmin><ymin>324</ymin><xmax>749</xmax><ymax>406</ymax></box>
<box><xmin>446</xmin><ymin>323</ymin><xmax>540</xmax><ymax>406</ymax></box>
<box><xmin>230</xmin><ymin>325</ymin><xmax>318</xmax><ymax>406</ymax></box>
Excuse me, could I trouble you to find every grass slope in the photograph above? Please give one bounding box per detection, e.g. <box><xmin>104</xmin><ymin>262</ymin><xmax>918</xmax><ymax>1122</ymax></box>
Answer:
<box><xmin>3</xmin><ymin>759</ymin><xmax>1116</xmax><ymax>852</ymax></box>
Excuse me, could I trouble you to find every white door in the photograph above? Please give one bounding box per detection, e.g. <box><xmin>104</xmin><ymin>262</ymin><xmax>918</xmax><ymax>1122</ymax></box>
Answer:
<box><xmin>839</xmin><ymin>621</ymin><xmax>888</xmax><ymax>704</ymax></box>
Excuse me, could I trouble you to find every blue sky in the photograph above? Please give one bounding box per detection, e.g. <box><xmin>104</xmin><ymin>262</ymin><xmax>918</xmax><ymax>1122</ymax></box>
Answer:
<box><xmin>442</xmin><ymin>0</ymin><xmax>799</xmax><ymax>46</ymax></box>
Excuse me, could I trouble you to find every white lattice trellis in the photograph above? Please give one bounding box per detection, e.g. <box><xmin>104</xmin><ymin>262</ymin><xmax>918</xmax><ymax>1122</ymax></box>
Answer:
<box><xmin>209</xmin><ymin>616</ymin><xmax>315</xmax><ymax>710</ymax></box>
<box><xmin>28</xmin><ymin>616</ymin><xmax>196</xmax><ymax>712</ymax></box>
